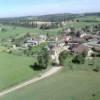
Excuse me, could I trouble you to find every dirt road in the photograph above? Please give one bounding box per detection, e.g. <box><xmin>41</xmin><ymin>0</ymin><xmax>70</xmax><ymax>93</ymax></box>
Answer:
<box><xmin>0</xmin><ymin>66</ymin><xmax>62</xmax><ymax>97</ymax></box>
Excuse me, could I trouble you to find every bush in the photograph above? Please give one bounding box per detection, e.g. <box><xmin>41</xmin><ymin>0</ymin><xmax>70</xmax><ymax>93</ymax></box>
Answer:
<box><xmin>93</xmin><ymin>66</ymin><xmax>100</xmax><ymax>72</ymax></box>
<box><xmin>95</xmin><ymin>53</ymin><xmax>100</xmax><ymax>57</ymax></box>
<box><xmin>59</xmin><ymin>51</ymin><xmax>71</xmax><ymax>66</ymax></box>
<box><xmin>37</xmin><ymin>47</ymin><xmax>50</xmax><ymax>69</ymax></box>
<box><xmin>72</xmin><ymin>54</ymin><xmax>85</xmax><ymax>64</ymax></box>
<box><xmin>1</xmin><ymin>28</ymin><xmax>7</xmax><ymax>32</ymax></box>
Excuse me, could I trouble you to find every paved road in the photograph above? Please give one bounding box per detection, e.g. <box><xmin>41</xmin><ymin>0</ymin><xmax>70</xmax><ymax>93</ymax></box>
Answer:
<box><xmin>0</xmin><ymin>66</ymin><xmax>62</xmax><ymax>97</ymax></box>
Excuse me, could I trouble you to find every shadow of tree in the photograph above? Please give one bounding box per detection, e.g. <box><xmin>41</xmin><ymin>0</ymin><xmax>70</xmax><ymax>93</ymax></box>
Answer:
<box><xmin>29</xmin><ymin>62</ymin><xmax>46</xmax><ymax>71</ymax></box>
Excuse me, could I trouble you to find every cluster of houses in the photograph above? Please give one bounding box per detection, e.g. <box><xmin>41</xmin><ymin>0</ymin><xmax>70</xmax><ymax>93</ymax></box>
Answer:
<box><xmin>10</xmin><ymin>25</ymin><xmax>100</xmax><ymax>65</ymax></box>
<box><xmin>24</xmin><ymin>35</ymin><xmax>47</xmax><ymax>47</ymax></box>
<box><xmin>12</xmin><ymin>34</ymin><xmax>47</xmax><ymax>49</ymax></box>
<box><xmin>48</xmin><ymin>27</ymin><xmax>100</xmax><ymax>64</ymax></box>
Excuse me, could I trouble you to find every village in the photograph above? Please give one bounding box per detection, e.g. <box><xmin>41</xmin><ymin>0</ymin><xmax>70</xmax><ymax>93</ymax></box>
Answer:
<box><xmin>1</xmin><ymin>22</ymin><xmax>99</xmax><ymax>66</ymax></box>
<box><xmin>1</xmin><ymin>0</ymin><xmax>100</xmax><ymax>100</ymax></box>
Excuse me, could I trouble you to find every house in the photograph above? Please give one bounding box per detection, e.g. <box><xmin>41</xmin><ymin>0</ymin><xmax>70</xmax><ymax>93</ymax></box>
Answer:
<box><xmin>87</xmin><ymin>48</ymin><xmax>94</xmax><ymax>57</ymax></box>
<box><xmin>47</xmin><ymin>35</ymin><xmax>57</xmax><ymax>42</ymax></box>
<box><xmin>96</xmin><ymin>31</ymin><xmax>100</xmax><ymax>36</ymax></box>
<box><xmin>64</xmin><ymin>36</ymin><xmax>72</xmax><ymax>42</ymax></box>
<box><xmin>70</xmin><ymin>44</ymin><xmax>94</xmax><ymax>57</ymax></box>
<box><xmin>39</xmin><ymin>35</ymin><xmax>47</xmax><ymax>41</ymax></box>
<box><xmin>69</xmin><ymin>37</ymin><xmax>84</xmax><ymax>44</ymax></box>
<box><xmin>80</xmin><ymin>33</ymin><xmax>87</xmax><ymax>38</ymax></box>
<box><xmin>93</xmin><ymin>47</ymin><xmax>100</xmax><ymax>52</ymax></box>
<box><xmin>63</xmin><ymin>28</ymin><xmax>71</xmax><ymax>35</ymax></box>
<box><xmin>49</xmin><ymin>43</ymin><xmax>59</xmax><ymax>64</ymax></box>
<box><xmin>80</xmin><ymin>34</ymin><xmax>93</xmax><ymax>41</ymax></box>
<box><xmin>48</xmin><ymin>42</ymin><xmax>67</xmax><ymax>65</ymax></box>
<box><xmin>12</xmin><ymin>45</ymin><xmax>17</xmax><ymax>49</ymax></box>
<box><xmin>71</xmin><ymin>44</ymin><xmax>89</xmax><ymax>55</ymax></box>
<box><xmin>24</xmin><ymin>38</ymin><xmax>38</xmax><ymax>47</ymax></box>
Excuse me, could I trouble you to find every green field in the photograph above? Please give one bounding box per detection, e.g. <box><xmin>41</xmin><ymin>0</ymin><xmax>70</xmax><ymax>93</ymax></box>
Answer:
<box><xmin>0</xmin><ymin>52</ymin><xmax>39</xmax><ymax>91</ymax></box>
<box><xmin>0</xmin><ymin>25</ymin><xmax>60</xmax><ymax>39</ymax></box>
<box><xmin>64</xmin><ymin>21</ymin><xmax>100</xmax><ymax>29</ymax></box>
<box><xmin>1</xmin><ymin>69</ymin><xmax>100</xmax><ymax>100</ymax></box>
<box><xmin>0</xmin><ymin>17</ymin><xmax>100</xmax><ymax>100</ymax></box>
<box><xmin>76</xmin><ymin>16</ymin><xmax>100</xmax><ymax>22</ymax></box>
<box><xmin>0</xmin><ymin>21</ymin><xmax>99</xmax><ymax>40</ymax></box>
<box><xmin>0</xmin><ymin>25</ymin><xmax>32</xmax><ymax>39</ymax></box>
<box><xmin>0</xmin><ymin>22</ymin><xmax>99</xmax><ymax>39</ymax></box>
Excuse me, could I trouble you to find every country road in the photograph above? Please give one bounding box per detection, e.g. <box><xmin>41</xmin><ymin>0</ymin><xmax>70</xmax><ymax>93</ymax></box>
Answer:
<box><xmin>0</xmin><ymin>66</ymin><xmax>62</xmax><ymax>97</ymax></box>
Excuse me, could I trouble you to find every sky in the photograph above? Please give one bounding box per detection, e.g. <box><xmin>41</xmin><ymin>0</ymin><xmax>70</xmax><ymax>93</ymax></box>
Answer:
<box><xmin>0</xmin><ymin>0</ymin><xmax>100</xmax><ymax>18</ymax></box>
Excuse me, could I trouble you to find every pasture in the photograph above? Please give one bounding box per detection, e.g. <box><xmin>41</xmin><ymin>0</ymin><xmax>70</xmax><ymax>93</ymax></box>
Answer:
<box><xmin>64</xmin><ymin>21</ymin><xmax>100</xmax><ymax>29</ymax></box>
<box><xmin>0</xmin><ymin>16</ymin><xmax>100</xmax><ymax>100</ymax></box>
<box><xmin>0</xmin><ymin>20</ymin><xmax>100</xmax><ymax>40</ymax></box>
<box><xmin>1</xmin><ymin>69</ymin><xmax>100</xmax><ymax>100</ymax></box>
<box><xmin>0</xmin><ymin>52</ymin><xmax>38</xmax><ymax>91</ymax></box>
<box><xmin>0</xmin><ymin>24</ymin><xmax>60</xmax><ymax>39</ymax></box>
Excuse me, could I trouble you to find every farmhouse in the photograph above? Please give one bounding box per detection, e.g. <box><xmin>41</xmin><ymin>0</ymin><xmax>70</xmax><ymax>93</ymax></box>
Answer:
<box><xmin>63</xmin><ymin>28</ymin><xmax>71</xmax><ymax>34</ymax></box>
<box><xmin>81</xmin><ymin>34</ymin><xmax>93</xmax><ymax>41</ymax></box>
<box><xmin>96</xmin><ymin>31</ymin><xmax>100</xmax><ymax>36</ymax></box>
<box><xmin>71</xmin><ymin>44</ymin><xmax>89</xmax><ymax>54</ymax></box>
<box><xmin>39</xmin><ymin>35</ymin><xmax>47</xmax><ymax>43</ymax></box>
<box><xmin>24</xmin><ymin>38</ymin><xmax>38</xmax><ymax>47</ymax></box>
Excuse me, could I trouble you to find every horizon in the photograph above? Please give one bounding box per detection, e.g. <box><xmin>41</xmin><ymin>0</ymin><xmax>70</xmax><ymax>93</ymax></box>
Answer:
<box><xmin>0</xmin><ymin>11</ymin><xmax>100</xmax><ymax>19</ymax></box>
<box><xmin>0</xmin><ymin>0</ymin><xmax>100</xmax><ymax>18</ymax></box>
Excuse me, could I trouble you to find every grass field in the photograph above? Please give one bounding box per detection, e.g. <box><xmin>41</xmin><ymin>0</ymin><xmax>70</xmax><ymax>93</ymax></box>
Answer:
<box><xmin>0</xmin><ymin>25</ymin><xmax>60</xmax><ymax>39</ymax></box>
<box><xmin>1</xmin><ymin>69</ymin><xmax>100</xmax><ymax>100</ymax></box>
<box><xmin>0</xmin><ymin>25</ymin><xmax>32</xmax><ymax>39</ymax></box>
<box><xmin>0</xmin><ymin>21</ymin><xmax>100</xmax><ymax>40</ymax></box>
<box><xmin>0</xmin><ymin>52</ymin><xmax>39</xmax><ymax>91</ymax></box>
<box><xmin>0</xmin><ymin>18</ymin><xmax>100</xmax><ymax>100</ymax></box>
<box><xmin>0</xmin><ymin>21</ymin><xmax>99</xmax><ymax>38</ymax></box>
<box><xmin>64</xmin><ymin>21</ymin><xmax>100</xmax><ymax>29</ymax></box>
<box><xmin>76</xmin><ymin>16</ymin><xmax>100</xmax><ymax>22</ymax></box>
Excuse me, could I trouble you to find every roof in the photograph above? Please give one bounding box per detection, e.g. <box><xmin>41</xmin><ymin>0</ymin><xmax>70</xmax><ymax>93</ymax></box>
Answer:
<box><xmin>72</xmin><ymin>44</ymin><xmax>89</xmax><ymax>54</ymax></box>
<box><xmin>94</xmin><ymin>47</ymin><xmax>100</xmax><ymax>52</ymax></box>
<box><xmin>69</xmin><ymin>37</ymin><xmax>84</xmax><ymax>43</ymax></box>
<box><xmin>81</xmin><ymin>34</ymin><xmax>93</xmax><ymax>40</ymax></box>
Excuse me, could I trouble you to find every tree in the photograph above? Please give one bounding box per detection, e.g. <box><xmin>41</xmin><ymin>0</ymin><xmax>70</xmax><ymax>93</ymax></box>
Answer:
<box><xmin>59</xmin><ymin>51</ymin><xmax>71</xmax><ymax>66</ymax></box>
<box><xmin>75</xmin><ymin>30</ymin><xmax>81</xmax><ymax>37</ymax></box>
<box><xmin>70</xmin><ymin>27</ymin><xmax>76</xmax><ymax>35</ymax></box>
<box><xmin>37</xmin><ymin>47</ymin><xmax>50</xmax><ymax>69</ymax></box>
<box><xmin>1</xmin><ymin>28</ymin><xmax>7</xmax><ymax>32</ymax></box>
<box><xmin>72</xmin><ymin>54</ymin><xmax>85</xmax><ymax>64</ymax></box>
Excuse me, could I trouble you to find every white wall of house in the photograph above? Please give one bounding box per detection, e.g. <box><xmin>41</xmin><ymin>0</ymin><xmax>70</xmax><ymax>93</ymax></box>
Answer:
<box><xmin>87</xmin><ymin>49</ymin><xmax>94</xmax><ymax>57</ymax></box>
<box><xmin>80</xmin><ymin>33</ymin><xmax>87</xmax><ymax>38</ymax></box>
<box><xmin>13</xmin><ymin>45</ymin><xmax>17</xmax><ymax>49</ymax></box>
